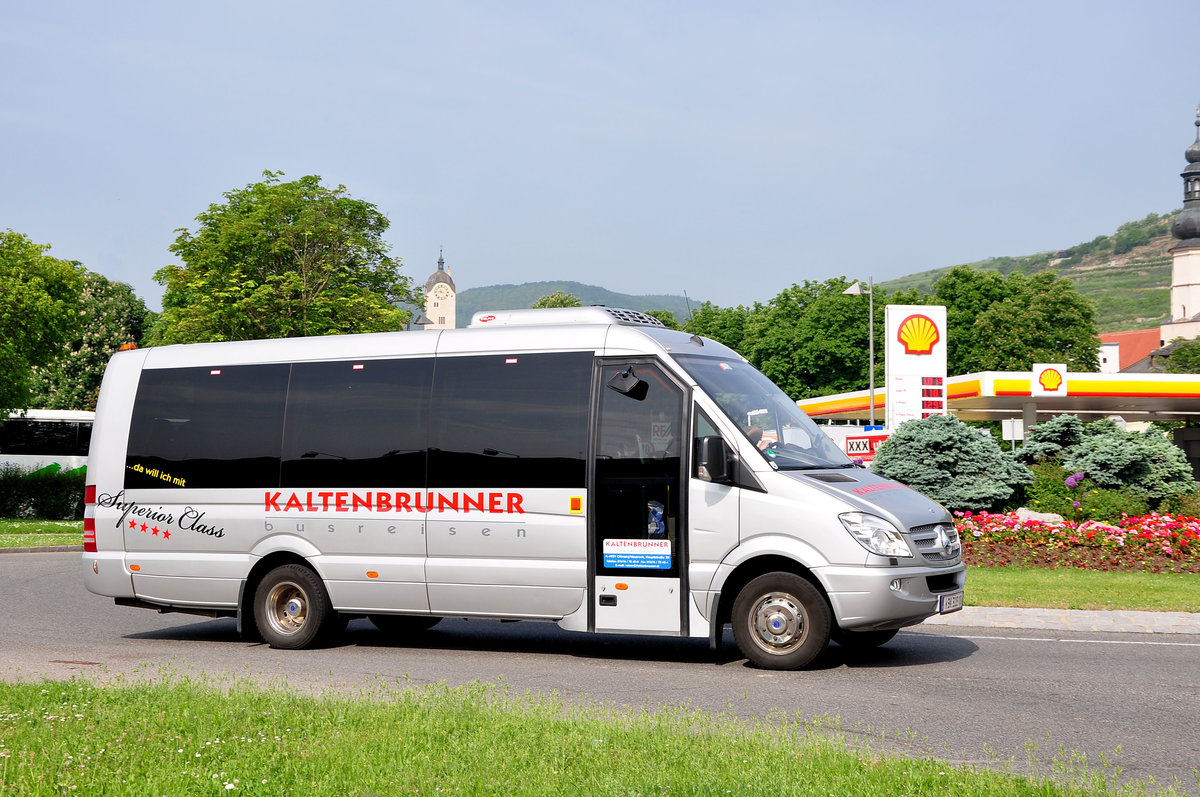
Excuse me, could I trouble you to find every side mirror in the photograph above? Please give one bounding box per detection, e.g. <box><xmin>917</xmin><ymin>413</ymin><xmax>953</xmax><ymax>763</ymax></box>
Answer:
<box><xmin>606</xmin><ymin>367</ymin><xmax>648</xmax><ymax>401</ymax></box>
<box><xmin>696</xmin><ymin>435</ymin><xmax>733</xmax><ymax>484</ymax></box>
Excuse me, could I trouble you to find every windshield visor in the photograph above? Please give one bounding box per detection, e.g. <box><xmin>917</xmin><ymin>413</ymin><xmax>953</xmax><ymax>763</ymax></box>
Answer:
<box><xmin>673</xmin><ymin>354</ymin><xmax>852</xmax><ymax>470</ymax></box>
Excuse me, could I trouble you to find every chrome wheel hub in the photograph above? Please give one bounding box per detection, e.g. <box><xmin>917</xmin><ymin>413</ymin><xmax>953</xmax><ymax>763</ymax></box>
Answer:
<box><xmin>750</xmin><ymin>592</ymin><xmax>806</xmax><ymax>653</ymax></box>
<box><xmin>266</xmin><ymin>581</ymin><xmax>307</xmax><ymax>635</ymax></box>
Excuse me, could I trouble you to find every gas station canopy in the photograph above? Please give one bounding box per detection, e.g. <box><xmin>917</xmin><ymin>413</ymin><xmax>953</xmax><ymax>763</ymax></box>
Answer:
<box><xmin>798</xmin><ymin>371</ymin><xmax>1200</xmax><ymax>424</ymax></box>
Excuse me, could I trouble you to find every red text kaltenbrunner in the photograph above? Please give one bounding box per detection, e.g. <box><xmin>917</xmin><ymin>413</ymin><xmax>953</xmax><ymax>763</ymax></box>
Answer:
<box><xmin>264</xmin><ymin>491</ymin><xmax>526</xmax><ymax>514</ymax></box>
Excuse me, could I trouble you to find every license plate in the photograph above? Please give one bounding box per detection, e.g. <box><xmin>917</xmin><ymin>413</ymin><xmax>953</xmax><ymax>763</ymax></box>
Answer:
<box><xmin>938</xmin><ymin>591</ymin><xmax>964</xmax><ymax>614</ymax></box>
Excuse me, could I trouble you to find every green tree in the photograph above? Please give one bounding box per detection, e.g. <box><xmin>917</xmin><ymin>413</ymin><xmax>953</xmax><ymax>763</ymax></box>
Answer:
<box><xmin>683</xmin><ymin>301</ymin><xmax>755</xmax><ymax>354</ymax></box>
<box><xmin>685</xmin><ymin>281</ymin><xmax>893</xmax><ymax>400</ymax></box>
<box><xmin>744</xmin><ymin>279</ymin><xmax>877</xmax><ymax>400</ymax></box>
<box><xmin>645</xmin><ymin>309</ymin><xmax>681</xmax><ymax>329</ymax></box>
<box><xmin>932</xmin><ymin>267</ymin><xmax>1099</xmax><ymax>373</ymax></box>
<box><xmin>530</xmin><ymin>291</ymin><xmax>582</xmax><ymax>308</ymax></box>
<box><xmin>30</xmin><ymin>271</ymin><xmax>152</xmax><ymax>410</ymax></box>
<box><xmin>1111</xmin><ymin>219</ymin><xmax>1153</xmax><ymax>254</ymax></box>
<box><xmin>1161</xmin><ymin>337</ymin><xmax>1200</xmax><ymax>373</ymax></box>
<box><xmin>0</xmin><ymin>231</ymin><xmax>83</xmax><ymax>418</ymax></box>
<box><xmin>148</xmin><ymin>171</ymin><xmax>416</xmax><ymax>344</ymax></box>
<box><xmin>872</xmin><ymin>413</ymin><xmax>1032</xmax><ymax>512</ymax></box>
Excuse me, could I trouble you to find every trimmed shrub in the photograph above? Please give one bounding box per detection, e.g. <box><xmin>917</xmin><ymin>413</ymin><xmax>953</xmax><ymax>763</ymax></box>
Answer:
<box><xmin>872</xmin><ymin>414</ymin><xmax>1032</xmax><ymax>512</ymax></box>
<box><xmin>1020</xmin><ymin>415</ymin><xmax>1196</xmax><ymax>512</ymax></box>
<box><xmin>1016</xmin><ymin>414</ymin><xmax>1084</xmax><ymax>463</ymax></box>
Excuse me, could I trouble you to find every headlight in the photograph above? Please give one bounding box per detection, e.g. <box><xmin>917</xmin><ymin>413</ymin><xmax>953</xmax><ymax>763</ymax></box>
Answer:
<box><xmin>839</xmin><ymin>512</ymin><xmax>912</xmax><ymax>558</ymax></box>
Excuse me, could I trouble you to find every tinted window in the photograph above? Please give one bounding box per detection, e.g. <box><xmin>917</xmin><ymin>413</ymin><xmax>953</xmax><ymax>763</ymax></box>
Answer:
<box><xmin>282</xmin><ymin>358</ymin><xmax>433</xmax><ymax>487</ymax></box>
<box><xmin>428</xmin><ymin>352</ymin><xmax>591</xmax><ymax>488</ymax></box>
<box><xmin>125</xmin><ymin>365</ymin><xmax>289</xmax><ymax>489</ymax></box>
<box><xmin>0</xmin><ymin>420</ymin><xmax>91</xmax><ymax>456</ymax></box>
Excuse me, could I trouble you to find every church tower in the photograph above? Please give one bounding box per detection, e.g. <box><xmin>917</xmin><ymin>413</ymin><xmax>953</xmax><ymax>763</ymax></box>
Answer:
<box><xmin>423</xmin><ymin>251</ymin><xmax>457</xmax><ymax>329</ymax></box>
<box><xmin>1160</xmin><ymin>106</ymin><xmax>1200</xmax><ymax>344</ymax></box>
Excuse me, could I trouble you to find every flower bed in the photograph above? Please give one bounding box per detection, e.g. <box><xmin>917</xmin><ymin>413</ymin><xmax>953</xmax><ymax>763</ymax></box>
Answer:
<box><xmin>957</xmin><ymin>511</ymin><xmax>1200</xmax><ymax>573</ymax></box>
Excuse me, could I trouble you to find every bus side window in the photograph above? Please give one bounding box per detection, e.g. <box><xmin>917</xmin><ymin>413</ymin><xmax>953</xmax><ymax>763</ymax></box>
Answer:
<box><xmin>125</xmin><ymin>364</ymin><xmax>289</xmax><ymax>489</ymax></box>
<box><xmin>281</xmin><ymin>358</ymin><xmax>433</xmax><ymax>488</ymax></box>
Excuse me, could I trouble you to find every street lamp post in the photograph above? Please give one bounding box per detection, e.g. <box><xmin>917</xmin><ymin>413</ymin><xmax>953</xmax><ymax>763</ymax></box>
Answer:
<box><xmin>842</xmin><ymin>278</ymin><xmax>875</xmax><ymax>427</ymax></box>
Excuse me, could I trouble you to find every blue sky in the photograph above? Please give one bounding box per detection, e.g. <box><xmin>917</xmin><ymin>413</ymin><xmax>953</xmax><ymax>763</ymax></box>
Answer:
<box><xmin>3</xmin><ymin>2</ymin><xmax>1196</xmax><ymax>311</ymax></box>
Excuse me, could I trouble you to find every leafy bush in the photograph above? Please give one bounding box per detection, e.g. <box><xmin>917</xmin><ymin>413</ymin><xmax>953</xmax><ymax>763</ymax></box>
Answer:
<box><xmin>1111</xmin><ymin>224</ymin><xmax>1151</xmax><ymax>254</ymax></box>
<box><xmin>1159</xmin><ymin>488</ymin><xmax>1200</xmax><ymax>517</ymax></box>
<box><xmin>872</xmin><ymin>414</ymin><xmax>1032</xmax><ymax>512</ymax></box>
<box><xmin>1020</xmin><ymin>415</ymin><xmax>1195</xmax><ymax>510</ymax></box>
<box><xmin>1023</xmin><ymin>462</ymin><xmax>1148</xmax><ymax>521</ymax></box>
<box><xmin>0</xmin><ymin>463</ymin><xmax>86</xmax><ymax>519</ymax></box>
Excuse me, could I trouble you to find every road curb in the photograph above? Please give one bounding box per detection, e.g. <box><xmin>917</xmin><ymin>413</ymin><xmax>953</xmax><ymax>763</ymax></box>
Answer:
<box><xmin>0</xmin><ymin>545</ymin><xmax>83</xmax><ymax>554</ymax></box>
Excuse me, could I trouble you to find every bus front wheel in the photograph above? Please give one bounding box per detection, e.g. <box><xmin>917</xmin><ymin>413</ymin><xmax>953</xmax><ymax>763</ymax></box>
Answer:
<box><xmin>254</xmin><ymin>564</ymin><xmax>336</xmax><ymax>650</ymax></box>
<box><xmin>731</xmin><ymin>572</ymin><xmax>830</xmax><ymax>670</ymax></box>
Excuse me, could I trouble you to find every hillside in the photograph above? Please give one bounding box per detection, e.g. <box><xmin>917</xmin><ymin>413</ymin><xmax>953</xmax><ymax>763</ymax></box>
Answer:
<box><xmin>452</xmin><ymin>212</ymin><xmax>1180</xmax><ymax>333</ymax></box>
<box><xmin>880</xmin><ymin>211</ymin><xmax>1180</xmax><ymax>333</ymax></box>
<box><xmin>454</xmin><ymin>281</ymin><xmax>698</xmax><ymax>327</ymax></box>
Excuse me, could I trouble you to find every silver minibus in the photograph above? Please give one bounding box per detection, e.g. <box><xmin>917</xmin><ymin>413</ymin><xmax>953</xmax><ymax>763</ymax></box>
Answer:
<box><xmin>82</xmin><ymin>307</ymin><xmax>963</xmax><ymax>670</ymax></box>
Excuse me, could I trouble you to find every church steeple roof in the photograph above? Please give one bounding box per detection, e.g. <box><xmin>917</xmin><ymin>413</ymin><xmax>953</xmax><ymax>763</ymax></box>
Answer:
<box><xmin>424</xmin><ymin>249</ymin><xmax>456</xmax><ymax>292</ymax></box>
<box><xmin>1186</xmin><ymin>107</ymin><xmax>1200</xmax><ymax>165</ymax></box>
<box><xmin>1171</xmin><ymin>106</ymin><xmax>1200</xmax><ymax>246</ymax></box>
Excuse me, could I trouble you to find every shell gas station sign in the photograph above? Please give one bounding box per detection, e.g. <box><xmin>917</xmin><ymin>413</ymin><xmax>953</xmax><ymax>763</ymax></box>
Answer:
<box><xmin>885</xmin><ymin>305</ymin><xmax>948</xmax><ymax>429</ymax></box>
<box><xmin>1031</xmin><ymin>363</ymin><xmax>1068</xmax><ymax>397</ymax></box>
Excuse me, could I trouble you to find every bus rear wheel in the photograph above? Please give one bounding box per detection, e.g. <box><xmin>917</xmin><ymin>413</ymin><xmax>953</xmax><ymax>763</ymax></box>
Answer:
<box><xmin>731</xmin><ymin>572</ymin><xmax>830</xmax><ymax>670</ymax></box>
<box><xmin>254</xmin><ymin>564</ymin><xmax>336</xmax><ymax>650</ymax></box>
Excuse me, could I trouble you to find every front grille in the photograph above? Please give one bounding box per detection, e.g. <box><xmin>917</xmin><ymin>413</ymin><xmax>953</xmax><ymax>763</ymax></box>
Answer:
<box><xmin>908</xmin><ymin>522</ymin><xmax>962</xmax><ymax>564</ymax></box>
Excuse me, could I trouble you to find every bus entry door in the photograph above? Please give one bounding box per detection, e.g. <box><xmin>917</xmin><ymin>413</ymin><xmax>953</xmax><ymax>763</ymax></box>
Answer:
<box><xmin>591</xmin><ymin>361</ymin><xmax>687</xmax><ymax>635</ymax></box>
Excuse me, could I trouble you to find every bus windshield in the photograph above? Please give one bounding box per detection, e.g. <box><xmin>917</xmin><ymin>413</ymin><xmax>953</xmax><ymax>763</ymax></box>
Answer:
<box><xmin>673</xmin><ymin>355</ymin><xmax>852</xmax><ymax>470</ymax></box>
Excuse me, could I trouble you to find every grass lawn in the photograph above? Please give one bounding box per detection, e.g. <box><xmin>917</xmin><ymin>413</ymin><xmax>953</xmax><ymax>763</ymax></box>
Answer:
<box><xmin>0</xmin><ymin>676</ymin><xmax>1169</xmax><ymax>796</ymax></box>
<box><xmin>0</xmin><ymin>518</ymin><xmax>80</xmax><ymax>548</ymax></box>
<box><xmin>966</xmin><ymin>566</ymin><xmax>1200</xmax><ymax>612</ymax></box>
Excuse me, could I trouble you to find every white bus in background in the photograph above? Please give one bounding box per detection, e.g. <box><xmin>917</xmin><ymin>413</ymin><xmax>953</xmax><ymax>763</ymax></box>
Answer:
<box><xmin>82</xmin><ymin>307</ymin><xmax>963</xmax><ymax>670</ymax></box>
<box><xmin>1</xmin><ymin>410</ymin><xmax>94</xmax><ymax>471</ymax></box>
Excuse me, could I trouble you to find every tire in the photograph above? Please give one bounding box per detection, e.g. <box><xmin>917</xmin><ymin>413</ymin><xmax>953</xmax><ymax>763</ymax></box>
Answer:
<box><xmin>731</xmin><ymin>572</ymin><xmax>831</xmax><ymax>670</ymax></box>
<box><xmin>253</xmin><ymin>564</ymin><xmax>337</xmax><ymax>650</ymax></box>
<box><xmin>831</xmin><ymin>627</ymin><xmax>898</xmax><ymax>650</ymax></box>
<box><xmin>368</xmin><ymin>614</ymin><xmax>441</xmax><ymax>635</ymax></box>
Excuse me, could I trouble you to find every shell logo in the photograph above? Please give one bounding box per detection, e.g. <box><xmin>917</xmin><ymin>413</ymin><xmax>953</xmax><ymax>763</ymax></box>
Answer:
<box><xmin>896</xmin><ymin>314</ymin><xmax>940</xmax><ymax>355</ymax></box>
<box><xmin>1038</xmin><ymin>368</ymin><xmax>1063</xmax><ymax>392</ymax></box>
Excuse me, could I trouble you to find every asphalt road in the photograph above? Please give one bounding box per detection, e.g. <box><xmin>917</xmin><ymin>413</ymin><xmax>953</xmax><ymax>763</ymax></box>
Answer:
<box><xmin>3</xmin><ymin>552</ymin><xmax>1199</xmax><ymax>791</ymax></box>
